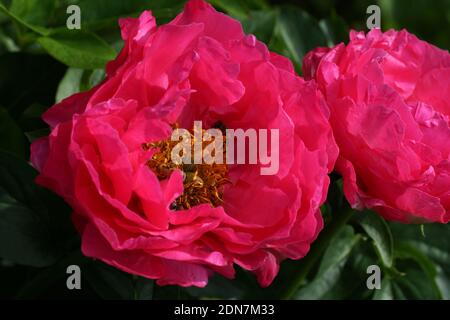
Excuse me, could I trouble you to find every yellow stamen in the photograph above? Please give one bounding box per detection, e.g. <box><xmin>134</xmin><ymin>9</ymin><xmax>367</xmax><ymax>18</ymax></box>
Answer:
<box><xmin>143</xmin><ymin>125</ymin><xmax>229</xmax><ymax>210</ymax></box>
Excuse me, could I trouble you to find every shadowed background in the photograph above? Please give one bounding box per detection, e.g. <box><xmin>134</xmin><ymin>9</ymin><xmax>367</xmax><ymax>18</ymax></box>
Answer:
<box><xmin>0</xmin><ymin>0</ymin><xmax>449</xmax><ymax>300</ymax></box>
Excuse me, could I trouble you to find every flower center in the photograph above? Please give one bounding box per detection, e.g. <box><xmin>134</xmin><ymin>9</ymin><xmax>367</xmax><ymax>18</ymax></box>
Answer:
<box><xmin>143</xmin><ymin>125</ymin><xmax>229</xmax><ymax>210</ymax></box>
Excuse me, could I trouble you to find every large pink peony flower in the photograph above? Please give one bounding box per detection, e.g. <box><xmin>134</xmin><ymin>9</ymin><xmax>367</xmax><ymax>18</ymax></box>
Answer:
<box><xmin>30</xmin><ymin>0</ymin><xmax>337</xmax><ymax>287</ymax></box>
<box><xmin>304</xmin><ymin>29</ymin><xmax>450</xmax><ymax>224</ymax></box>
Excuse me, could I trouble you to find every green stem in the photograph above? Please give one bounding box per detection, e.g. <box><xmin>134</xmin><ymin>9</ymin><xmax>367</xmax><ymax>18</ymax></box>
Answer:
<box><xmin>280</xmin><ymin>206</ymin><xmax>355</xmax><ymax>300</ymax></box>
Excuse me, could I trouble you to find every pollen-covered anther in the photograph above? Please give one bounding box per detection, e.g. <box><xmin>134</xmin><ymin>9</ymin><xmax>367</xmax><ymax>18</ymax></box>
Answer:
<box><xmin>143</xmin><ymin>126</ymin><xmax>229</xmax><ymax>210</ymax></box>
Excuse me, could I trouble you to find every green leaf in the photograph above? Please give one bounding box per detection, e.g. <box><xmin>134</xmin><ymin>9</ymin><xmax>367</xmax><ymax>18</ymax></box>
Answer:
<box><xmin>86</xmin><ymin>69</ymin><xmax>106</xmax><ymax>90</ymax></box>
<box><xmin>242</xmin><ymin>10</ymin><xmax>276</xmax><ymax>44</ymax></box>
<box><xmin>0</xmin><ymin>1</ymin><xmax>49</xmax><ymax>35</ymax></box>
<box><xmin>0</xmin><ymin>190</ymin><xmax>55</xmax><ymax>266</ymax></box>
<box><xmin>376</xmin><ymin>269</ymin><xmax>436</xmax><ymax>300</ymax></box>
<box><xmin>395</xmin><ymin>265</ymin><xmax>439</xmax><ymax>299</ymax></box>
<box><xmin>187</xmin><ymin>274</ymin><xmax>245</xmax><ymax>299</ymax></box>
<box><xmin>15</xmin><ymin>250</ymin><xmax>88</xmax><ymax>299</ymax></box>
<box><xmin>355</xmin><ymin>211</ymin><xmax>394</xmax><ymax>268</ymax></box>
<box><xmin>379</xmin><ymin>0</ymin><xmax>450</xmax><ymax>50</ymax></box>
<box><xmin>0</xmin><ymin>29</ymin><xmax>19</xmax><ymax>52</ymax></box>
<box><xmin>133</xmin><ymin>276</ymin><xmax>154</xmax><ymax>300</ymax></box>
<box><xmin>391</xmin><ymin>223</ymin><xmax>450</xmax><ymax>262</ymax></box>
<box><xmin>0</xmin><ymin>150</ymin><xmax>74</xmax><ymax>267</ymax></box>
<box><xmin>38</xmin><ymin>30</ymin><xmax>116</xmax><ymax>69</ymax></box>
<box><xmin>55</xmin><ymin>68</ymin><xmax>83</xmax><ymax>103</ymax></box>
<box><xmin>76</xmin><ymin>0</ymin><xmax>185</xmax><ymax>30</ymax></box>
<box><xmin>318</xmin><ymin>12</ymin><xmax>348</xmax><ymax>46</ymax></box>
<box><xmin>372</xmin><ymin>277</ymin><xmax>393</xmax><ymax>300</ymax></box>
<box><xmin>0</xmin><ymin>150</ymin><xmax>43</xmax><ymax>208</ymax></box>
<box><xmin>25</xmin><ymin>128</ymin><xmax>50</xmax><ymax>143</ymax></box>
<box><xmin>153</xmin><ymin>284</ymin><xmax>192</xmax><ymax>300</ymax></box>
<box><xmin>0</xmin><ymin>107</ymin><xmax>27</xmax><ymax>157</ymax></box>
<box><xmin>18</xmin><ymin>103</ymin><xmax>49</xmax><ymax>132</ymax></box>
<box><xmin>295</xmin><ymin>226</ymin><xmax>360</xmax><ymax>299</ymax></box>
<box><xmin>24</xmin><ymin>128</ymin><xmax>50</xmax><ymax>143</ymax></box>
<box><xmin>395</xmin><ymin>241</ymin><xmax>442</xmax><ymax>299</ymax></box>
<box><xmin>9</xmin><ymin>0</ymin><xmax>56</xmax><ymax>27</ymax></box>
<box><xmin>390</xmin><ymin>222</ymin><xmax>450</xmax><ymax>299</ymax></box>
<box><xmin>317</xmin><ymin>227</ymin><xmax>360</xmax><ymax>275</ymax></box>
<box><xmin>274</xmin><ymin>6</ymin><xmax>327</xmax><ymax>68</ymax></box>
<box><xmin>396</xmin><ymin>242</ymin><xmax>437</xmax><ymax>279</ymax></box>
<box><xmin>322</xmin><ymin>240</ymin><xmax>378</xmax><ymax>299</ymax></box>
<box><xmin>372</xmin><ymin>268</ymin><xmax>440</xmax><ymax>300</ymax></box>
<box><xmin>85</xmin><ymin>262</ymin><xmax>135</xmax><ymax>300</ymax></box>
<box><xmin>209</xmin><ymin>0</ymin><xmax>268</xmax><ymax>20</ymax></box>
<box><xmin>78</xmin><ymin>68</ymin><xmax>106</xmax><ymax>92</ymax></box>
<box><xmin>435</xmin><ymin>265</ymin><xmax>450</xmax><ymax>300</ymax></box>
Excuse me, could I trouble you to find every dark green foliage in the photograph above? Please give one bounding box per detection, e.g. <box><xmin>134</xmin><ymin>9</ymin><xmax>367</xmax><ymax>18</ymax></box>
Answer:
<box><xmin>0</xmin><ymin>0</ymin><xmax>448</xmax><ymax>300</ymax></box>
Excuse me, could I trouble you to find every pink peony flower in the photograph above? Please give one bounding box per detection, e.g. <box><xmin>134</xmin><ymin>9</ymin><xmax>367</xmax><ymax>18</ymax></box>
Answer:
<box><xmin>30</xmin><ymin>0</ymin><xmax>337</xmax><ymax>287</ymax></box>
<box><xmin>304</xmin><ymin>29</ymin><xmax>450</xmax><ymax>224</ymax></box>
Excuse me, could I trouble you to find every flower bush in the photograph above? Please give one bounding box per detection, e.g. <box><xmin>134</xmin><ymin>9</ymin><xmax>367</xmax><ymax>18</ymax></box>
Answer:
<box><xmin>0</xmin><ymin>0</ymin><xmax>449</xmax><ymax>300</ymax></box>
